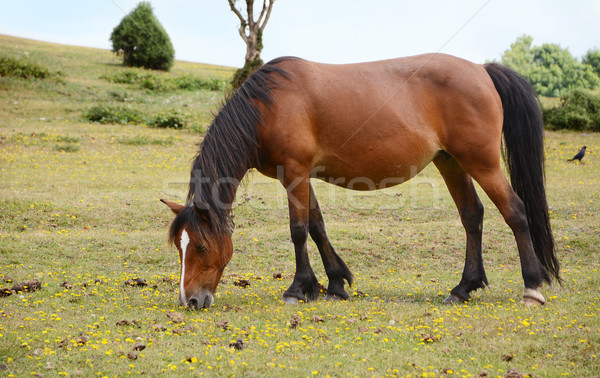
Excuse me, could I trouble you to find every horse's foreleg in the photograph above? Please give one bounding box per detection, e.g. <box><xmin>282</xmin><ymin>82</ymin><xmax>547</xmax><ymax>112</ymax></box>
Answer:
<box><xmin>308</xmin><ymin>185</ymin><xmax>353</xmax><ymax>300</ymax></box>
<box><xmin>281</xmin><ymin>170</ymin><xmax>320</xmax><ymax>304</ymax></box>
<box><xmin>434</xmin><ymin>154</ymin><xmax>487</xmax><ymax>303</ymax></box>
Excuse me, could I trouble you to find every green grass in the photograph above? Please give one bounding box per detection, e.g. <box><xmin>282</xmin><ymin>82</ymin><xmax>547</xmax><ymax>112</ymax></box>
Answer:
<box><xmin>52</xmin><ymin>143</ymin><xmax>80</xmax><ymax>153</ymax></box>
<box><xmin>1</xmin><ymin>35</ymin><xmax>599</xmax><ymax>377</ymax></box>
<box><xmin>117</xmin><ymin>134</ymin><xmax>174</xmax><ymax>146</ymax></box>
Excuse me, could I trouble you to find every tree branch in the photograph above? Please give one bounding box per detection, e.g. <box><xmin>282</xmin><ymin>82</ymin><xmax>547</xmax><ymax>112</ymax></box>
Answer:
<box><xmin>228</xmin><ymin>0</ymin><xmax>249</xmax><ymax>42</ymax></box>
<box><xmin>246</xmin><ymin>0</ymin><xmax>255</xmax><ymax>29</ymax></box>
<box><xmin>256</xmin><ymin>0</ymin><xmax>267</xmax><ymax>26</ymax></box>
<box><xmin>258</xmin><ymin>0</ymin><xmax>275</xmax><ymax>31</ymax></box>
<box><xmin>228</xmin><ymin>0</ymin><xmax>247</xmax><ymax>27</ymax></box>
<box><xmin>237</xmin><ymin>26</ymin><xmax>249</xmax><ymax>43</ymax></box>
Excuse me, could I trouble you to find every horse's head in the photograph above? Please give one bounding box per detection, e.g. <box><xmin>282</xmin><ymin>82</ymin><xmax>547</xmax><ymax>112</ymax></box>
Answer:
<box><xmin>161</xmin><ymin>199</ymin><xmax>233</xmax><ymax>310</ymax></box>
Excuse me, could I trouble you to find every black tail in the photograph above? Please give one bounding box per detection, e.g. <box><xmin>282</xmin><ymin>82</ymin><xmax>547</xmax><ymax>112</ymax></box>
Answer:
<box><xmin>484</xmin><ymin>63</ymin><xmax>560</xmax><ymax>284</ymax></box>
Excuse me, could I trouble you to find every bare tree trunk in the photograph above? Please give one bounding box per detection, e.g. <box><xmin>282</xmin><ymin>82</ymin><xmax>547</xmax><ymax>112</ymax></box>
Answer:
<box><xmin>228</xmin><ymin>0</ymin><xmax>275</xmax><ymax>87</ymax></box>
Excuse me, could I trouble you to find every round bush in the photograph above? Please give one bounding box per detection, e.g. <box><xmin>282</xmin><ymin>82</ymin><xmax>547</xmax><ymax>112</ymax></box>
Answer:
<box><xmin>543</xmin><ymin>89</ymin><xmax>600</xmax><ymax>132</ymax></box>
<box><xmin>110</xmin><ymin>2</ymin><xmax>175</xmax><ymax>71</ymax></box>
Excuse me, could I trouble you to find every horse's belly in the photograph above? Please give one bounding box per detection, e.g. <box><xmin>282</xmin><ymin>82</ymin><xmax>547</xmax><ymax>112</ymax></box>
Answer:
<box><xmin>311</xmin><ymin>156</ymin><xmax>430</xmax><ymax>191</ymax></box>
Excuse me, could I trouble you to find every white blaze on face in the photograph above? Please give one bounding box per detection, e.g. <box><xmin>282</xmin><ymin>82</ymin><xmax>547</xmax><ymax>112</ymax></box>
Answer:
<box><xmin>179</xmin><ymin>229</ymin><xmax>190</xmax><ymax>304</ymax></box>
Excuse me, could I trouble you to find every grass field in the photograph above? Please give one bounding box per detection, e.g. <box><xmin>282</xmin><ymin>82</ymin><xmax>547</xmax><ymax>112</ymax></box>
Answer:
<box><xmin>1</xmin><ymin>35</ymin><xmax>599</xmax><ymax>377</ymax></box>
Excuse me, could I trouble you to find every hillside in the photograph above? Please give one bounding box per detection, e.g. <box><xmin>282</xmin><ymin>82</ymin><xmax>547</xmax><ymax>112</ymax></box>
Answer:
<box><xmin>0</xmin><ymin>34</ymin><xmax>235</xmax><ymax>131</ymax></box>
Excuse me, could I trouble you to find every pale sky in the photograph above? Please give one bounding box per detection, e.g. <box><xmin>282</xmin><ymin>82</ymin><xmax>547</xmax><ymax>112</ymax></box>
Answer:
<box><xmin>1</xmin><ymin>0</ymin><xmax>599</xmax><ymax>68</ymax></box>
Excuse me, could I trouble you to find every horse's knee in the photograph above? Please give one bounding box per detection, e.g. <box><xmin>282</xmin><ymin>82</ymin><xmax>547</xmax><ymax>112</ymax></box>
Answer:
<box><xmin>460</xmin><ymin>200</ymin><xmax>484</xmax><ymax>234</ymax></box>
<box><xmin>290</xmin><ymin>223</ymin><xmax>308</xmax><ymax>244</ymax></box>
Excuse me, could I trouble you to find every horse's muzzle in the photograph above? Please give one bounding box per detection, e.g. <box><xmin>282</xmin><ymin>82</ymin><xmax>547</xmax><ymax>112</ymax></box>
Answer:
<box><xmin>183</xmin><ymin>290</ymin><xmax>214</xmax><ymax>310</ymax></box>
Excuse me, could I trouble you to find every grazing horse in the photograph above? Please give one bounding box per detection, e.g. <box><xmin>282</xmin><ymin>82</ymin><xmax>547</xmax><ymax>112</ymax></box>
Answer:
<box><xmin>161</xmin><ymin>53</ymin><xmax>559</xmax><ymax>310</ymax></box>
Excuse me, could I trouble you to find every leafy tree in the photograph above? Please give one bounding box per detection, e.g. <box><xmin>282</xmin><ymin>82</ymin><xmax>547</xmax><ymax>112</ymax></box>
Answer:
<box><xmin>228</xmin><ymin>0</ymin><xmax>276</xmax><ymax>88</ymax></box>
<box><xmin>583</xmin><ymin>48</ymin><xmax>600</xmax><ymax>77</ymax></box>
<box><xmin>501</xmin><ymin>35</ymin><xmax>535</xmax><ymax>77</ymax></box>
<box><xmin>501</xmin><ymin>35</ymin><xmax>600</xmax><ymax>97</ymax></box>
<box><xmin>110</xmin><ymin>2</ymin><xmax>175</xmax><ymax>71</ymax></box>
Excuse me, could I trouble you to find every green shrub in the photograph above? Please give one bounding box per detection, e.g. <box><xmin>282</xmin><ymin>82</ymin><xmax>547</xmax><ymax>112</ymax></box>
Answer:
<box><xmin>84</xmin><ymin>106</ymin><xmax>187</xmax><ymax>129</ymax></box>
<box><xmin>55</xmin><ymin>136</ymin><xmax>80</xmax><ymax>143</ymax></box>
<box><xmin>543</xmin><ymin>89</ymin><xmax>600</xmax><ymax>131</ymax></box>
<box><xmin>103</xmin><ymin>70</ymin><xmax>224</xmax><ymax>92</ymax></box>
<box><xmin>544</xmin><ymin>107</ymin><xmax>592</xmax><ymax>131</ymax></box>
<box><xmin>54</xmin><ymin>144</ymin><xmax>80</xmax><ymax>153</ymax></box>
<box><xmin>102</xmin><ymin>70</ymin><xmax>170</xmax><ymax>91</ymax></box>
<box><xmin>148</xmin><ymin>111</ymin><xmax>186</xmax><ymax>129</ymax></box>
<box><xmin>0</xmin><ymin>55</ymin><xmax>53</xmax><ymax>80</ymax></box>
<box><xmin>83</xmin><ymin>105</ymin><xmax>144</xmax><ymax>125</ymax></box>
<box><xmin>117</xmin><ymin>135</ymin><xmax>174</xmax><ymax>146</ymax></box>
<box><xmin>105</xmin><ymin>70</ymin><xmax>145</xmax><ymax>84</ymax></box>
<box><xmin>138</xmin><ymin>74</ymin><xmax>168</xmax><ymax>91</ymax></box>
<box><xmin>173</xmin><ymin>76</ymin><xmax>224</xmax><ymax>91</ymax></box>
<box><xmin>110</xmin><ymin>2</ymin><xmax>175</xmax><ymax>71</ymax></box>
<box><xmin>107</xmin><ymin>90</ymin><xmax>130</xmax><ymax>102</ymax></box>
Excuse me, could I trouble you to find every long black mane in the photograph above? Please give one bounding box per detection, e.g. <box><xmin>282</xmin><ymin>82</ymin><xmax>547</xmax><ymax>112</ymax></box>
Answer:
<box><xmin>168</xmin><ymin>57</ymin><xmax>294</xmax><ymax>246</ymax></box>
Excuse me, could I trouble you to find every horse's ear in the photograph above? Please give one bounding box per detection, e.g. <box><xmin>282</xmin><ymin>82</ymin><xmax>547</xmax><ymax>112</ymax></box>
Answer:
<box><xmin>160</xmin><ymin>199</ymin><xmax>185</xmax><ymax>215</ymax></box>
<box><xmin>193</xmin><ymin>204</ymin><xmax>211</xmax><ymax>223</ymax></box>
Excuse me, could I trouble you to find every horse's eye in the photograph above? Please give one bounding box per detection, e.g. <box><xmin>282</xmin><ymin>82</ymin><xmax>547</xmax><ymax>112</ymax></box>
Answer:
<box><xmin>196</xmin><ymin>245</ymin><xmax>207</xmax><ymax>254</ymax></box>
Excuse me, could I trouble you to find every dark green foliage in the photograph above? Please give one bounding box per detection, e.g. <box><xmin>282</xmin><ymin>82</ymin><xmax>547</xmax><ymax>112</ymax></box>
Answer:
<box><xmin>231</xmin><ymin>57</ymin><xmax>263</xmax><ymax>90</ymax></box>
<box><xmin>0</xmin><ymin>55</ymin><xmax>53</xmax><ymax>79</ymax></box>
<box><xmin>53</xmin><ymin>143</ymin><xmax>80</xmax><ymax>153</ymax></box>
<box><xmin>543</xmin><ymin>89</ymin><xmax>600</xmax><ymax>131</ymax></box>
<box><xmin>173</xmin><ymin>76</ymin><xmax>223</xmax><ymax>91</ymax></box>
<box><xmin>83</xmin><ymin>105</ymin><xmax>187</xmax><ymax>129</ymax></box>
<box><xmin>110</xmin><ymin>2</ymin><xmax>175</xmax><ymax>71</ymax></box>
<box><xmin>84</xmin><ymin>105</ymin><xmax>145</xmax><ymax>125</ymax></box>
<box><xmin>55</xmin><ymin>135</ymin><xmax>80</xmax><ymax>143</ymax></box>
<box><xmin>103</xmin><ymin>70</ymin><xmax>224</xmax><ymax>92</ymax></box>
<box><xmin>117</xmin><ymin>135</ymin><xmax>174</xmax><ymax>146</ymax></box>
<box><xmin>501</xmin><ymin>35</ymin><xmax>600</xmax><ymax>97</ymax></box>
<box><xmin>105</xmin><ymin>70</ymin><xmax>143</xmax><ymax>85</ymax></box>
<box><xmin>107</xmin><ymin>90</ymin><xmax>130</xmax><ymax>102</ymax></box>
<box><xmin>583</xmin><ymin>49</ymin><xmax>600</xmax><ymax>78</ymax></box>
<box><xmin>147</xmin><ymin>110</ymin><xmax>186</xmax><ymax>129</ymax></box>
<box><xmin>138</xmin><ymin>74</ymin><xmax>164</xmax><ymax>90</ymax></box>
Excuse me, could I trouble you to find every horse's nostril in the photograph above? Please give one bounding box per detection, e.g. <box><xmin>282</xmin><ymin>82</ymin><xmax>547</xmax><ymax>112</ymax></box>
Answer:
<box><xmin>203</xmin><ymin>295</ymin><xmax>214</xmax><ymax>309</ymax></box>
<box><xmin>188</xmin><ymin>297</ymin><xmax>200</xmax><ymax>309</ymax></box>
<box><xmin>186</xmin><ymin>292</ymin><xmax>213</xmax><ymax>310</ymax></box>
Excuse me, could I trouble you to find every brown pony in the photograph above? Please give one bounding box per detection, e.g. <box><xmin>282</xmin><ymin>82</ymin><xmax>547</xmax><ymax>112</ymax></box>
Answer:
<box><xmin>162</xmin><ymin>54</ymin><xmax>559</xmax><ymax>310</ymax></box>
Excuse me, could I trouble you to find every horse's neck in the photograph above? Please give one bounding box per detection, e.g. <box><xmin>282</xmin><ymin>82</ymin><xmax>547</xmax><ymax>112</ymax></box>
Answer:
<box><xmin>195</xmin><ymin>164</ymin><xmax>248</xmax><ymax>213</ymax></box>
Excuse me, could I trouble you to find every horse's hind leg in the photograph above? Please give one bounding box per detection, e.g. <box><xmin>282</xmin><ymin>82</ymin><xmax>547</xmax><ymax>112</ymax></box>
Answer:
<box><xmin>469</xmin><ymin>167</ymin><xmax>548</xmax><ymax>305</ymax></box>
<box><xmin>434</xmin><ymin>153</ymin><xmax>487</xmax><ymax>303</ymax></box>
<box><xmin>308</xmin><ymin>184</ymin><xmax>353</xmax><ymax>300</ymax></box>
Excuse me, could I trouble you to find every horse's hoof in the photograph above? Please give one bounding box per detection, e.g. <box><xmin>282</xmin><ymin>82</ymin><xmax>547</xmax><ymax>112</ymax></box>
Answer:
<box><xmin>282</xmin><ymin>296</ymin><xmax>301</xmax><ymax>305</ymax></box>
<box><xmin>325</xmin><ymin>293</ymin><xmax>347</xmax><ymax>301</ymax></box>
<box><xmin>521</xmin><ymin>287</ymin><xmax>545</xmax><ymax>306</ymax></box>
<box><xmin>521</xmin><ymin>297</ymin><xmax>543</xmax><ymax>306</ymax></box>
<box><xmin>443</xmin><ymin>294</ymin><xmax>463</xmax><ymax>304</ymax></box>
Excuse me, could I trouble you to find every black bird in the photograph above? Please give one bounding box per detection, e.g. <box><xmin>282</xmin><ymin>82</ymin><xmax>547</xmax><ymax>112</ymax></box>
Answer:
<box><xmin>567</xmin><ymin>146</ymin><xmax>587</xmax><ymax>163</ymax></box>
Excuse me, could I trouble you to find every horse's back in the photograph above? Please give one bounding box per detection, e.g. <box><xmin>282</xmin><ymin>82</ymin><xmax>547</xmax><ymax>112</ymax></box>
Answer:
<box><xmin>258</xmin><ymin>54</ymin><xmax>503</xmax><ymax>188</ymax></box>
